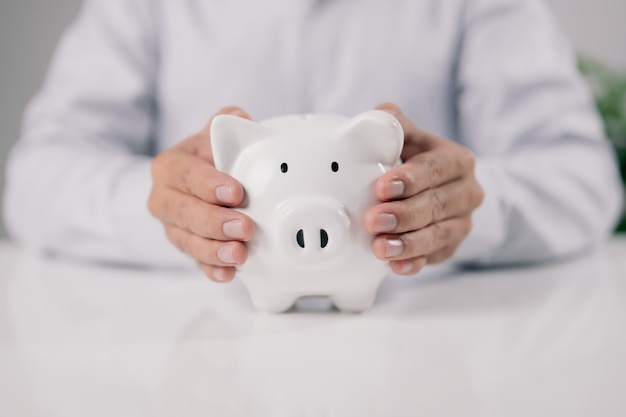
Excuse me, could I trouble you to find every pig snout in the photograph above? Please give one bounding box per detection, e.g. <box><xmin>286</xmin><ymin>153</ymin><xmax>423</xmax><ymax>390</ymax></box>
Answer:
<box><xmin>295</xmin><ymin>228</ymin><xmax>328</xmax><ymax>249</ymax></box>
<box><xmin>275</xmin><ymin>196</ymin><xmax>351</xmax><ymax>260</ymax></box>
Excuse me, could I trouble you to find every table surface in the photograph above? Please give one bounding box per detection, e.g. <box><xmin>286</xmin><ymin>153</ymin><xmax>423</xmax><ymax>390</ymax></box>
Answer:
<box><xmin>1</xmin><ymin>238</ymin><xmax>626</xmax><ymax>417</ymax></box>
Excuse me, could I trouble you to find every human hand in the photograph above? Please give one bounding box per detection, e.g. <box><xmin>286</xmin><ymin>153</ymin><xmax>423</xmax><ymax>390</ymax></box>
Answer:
<box><xmin>365</xmin><ymin>103</ymin><xmax>484</xmax><ymax>275</ymax></box>
<box><xmin>148</xmin><ymin>107</ymin><xmax>256</xmax><ymax>283</ymax></box>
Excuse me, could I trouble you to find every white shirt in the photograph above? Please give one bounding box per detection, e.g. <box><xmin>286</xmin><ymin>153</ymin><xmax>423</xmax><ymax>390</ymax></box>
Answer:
<box><xmin>3</xmin><ymin>0</ymin><xmax>623</xmax><ymax>268</ymax></box>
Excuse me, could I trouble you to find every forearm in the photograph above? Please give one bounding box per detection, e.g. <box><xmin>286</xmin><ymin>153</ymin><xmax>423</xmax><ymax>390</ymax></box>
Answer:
<box><xmin>0</xmin><ymin>0</ymin><xmax>195</xmax><ymax>267</ymax></box>
<box><xmin>454</xmin><ymin>137</ymin><xmax>623</xmax><ymax>265</ymax></box>
<box><xmin>4</xmin><ymin>141</ymin><xmax>191</xmax><ymax>268</ymax></box>
<box><xmin>451</xmin><ymin>0</ymin><xmax>624</xmax><ymax>265</ymax></box>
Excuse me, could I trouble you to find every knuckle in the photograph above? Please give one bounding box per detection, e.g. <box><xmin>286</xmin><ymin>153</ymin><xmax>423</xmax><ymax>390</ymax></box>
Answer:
<box><xmin>428</xmin><ymin>246</ymin><xmax>456</xmax><ymax>264</ymax></box>
<box><xmin>147</xmin><ymin>193</ymin><xmax>159</xmax><ymax>217</ymax></box>
<box><xmin>174</xmin><ymin>198</ymin><xmax>188</xmax><ymax>227</ymax></box>
<box><xmin>472</xmin><ymin>183</ymin><xmax>485</xmax><ymax>207</ymax></box>
<box><xmin>404</xmin><ymin>205</ymin><xmax>420</xmax><ymax>231</ymax></box>
<box><xmin>179</xmin><ymin>164</ymin><xmax>193</xmax><ymax>194</ymax></box>
<box><xmin>430</xmin><ymin>222</ymin><xmax>442</xmax><ymax>249</ymax></box>
<box><xmin>422</xmin><ymin>155</ymin><xmax>441</xmax><ymax>187</ymax></box>
<box><xmin>203</xmin><ymin>165</ymin><xmax>231</xmax><ymax>203</ymax></box>
<box><xmin>444</xmin><ymin>245</ymin><xmax>459</xmax><ymax>259</ymax></box>
<box><xmin>177</xmin><ymin>198</ymin><xmax>200</xmax><ymax>234</ymax></box>
<box><xmin>165</xmin><ymin>227</ymin><xmax>191</xmax><ymax>255</ymax></box>
<box><xmin>430</xmin><ymin>221</ymin><xmax>450</xmax><ymax>249</ymax></box>
<box><xmin>463</xmin><ymin>217</ymin><xmax>473</xmax><ymax>237</ymax></box>
<box><xmin>404</xmin><ymin>232</ymin><xmax>425</xmax><ymax>259</ymax></box>
<box><xmin>206</xmin><ymin>218</ymin><xmax>220</xmax><ymax>240</ymax></box>
<box><xmin>458</xmin><ymin>148</ymin><xmax>476</xmax><ymax>172</ymax></box>
<box><xmin>429</xmin><ymin>189</ymin><xmax>447</xmax><ymax>222</ymax></box>
<box><xmin>394</xmin><ymin>198</ymin><xmax>425</xmax><ymax>232</ymax></box>
<box><xmin>160</xmin><ymin>195</ymin><xmax>175</xmax><ymax>221</ymax></box>
<box><xmin>179</xmin><ymin>231</ymin><xmax>194</xmax><ymax>255</ymax></box>
<box><xmin>201</xmin><ymin>163</ymin><xmax>216</xmax><ymax>180</ymax></box>
<box><xmin>413</xmin><ymin>257</ymin><xmax>428</xmax><ymax>273</ymax></box>
<box><xmin>152</xmin><ymin>151</ymin><xmax>176</xmax><ymax>178</ymax></box>
<box><xmin>164</xmin><ymin>227</ymin><xmax>176</xmax><ymax>245</ymax></box>
<box><xmin>183</xmin><ymin>136</ymin><xmax>202</xmax><ymax>158</ymax></box>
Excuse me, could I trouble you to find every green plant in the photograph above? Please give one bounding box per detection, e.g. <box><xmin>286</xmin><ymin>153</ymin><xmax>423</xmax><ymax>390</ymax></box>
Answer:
<box><xmin>579</xmin><ymin>57</ymin><xmax>626</xmax><ymax>232</ymax></box>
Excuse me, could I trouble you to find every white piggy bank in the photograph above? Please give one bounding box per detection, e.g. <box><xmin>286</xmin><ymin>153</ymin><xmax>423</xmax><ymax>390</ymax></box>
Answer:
<box><xmin>210</xmin><ymin>110</ymin><xmax>404</xmax><ymax>313</ymax></box>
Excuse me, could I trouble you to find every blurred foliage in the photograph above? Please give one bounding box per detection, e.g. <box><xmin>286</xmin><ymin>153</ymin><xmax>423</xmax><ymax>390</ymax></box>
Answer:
<box><xmin>579</xmin><ymin>57</ymin><xmax>626</xmax><ymax>232</ymax></box>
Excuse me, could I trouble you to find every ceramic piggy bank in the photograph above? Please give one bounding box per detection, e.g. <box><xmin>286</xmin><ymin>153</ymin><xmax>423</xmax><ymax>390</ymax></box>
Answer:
<box><xmin>210</xmin><ymin>110</ymin><xmax>404</xmax><ymax>313</ymax></box>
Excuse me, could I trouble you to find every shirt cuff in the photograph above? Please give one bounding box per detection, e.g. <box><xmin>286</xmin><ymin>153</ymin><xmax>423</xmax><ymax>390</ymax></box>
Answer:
<box><xmin>109</xmin><ymin>157</ymin><xmax>195</xmax><ymax>268</ymax></box>
<box><xmin>450</xmin><ymin>158</ymin><xmax>507</xmax><ymax>265</ymax></box>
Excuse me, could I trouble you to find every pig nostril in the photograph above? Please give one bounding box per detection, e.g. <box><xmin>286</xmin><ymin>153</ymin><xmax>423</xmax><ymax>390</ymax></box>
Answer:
<box><xmin>320</xmin><ymin>229</ymin><xmax>329</xmax><ymax>248</ymax></box>
<box><xmin>296</xmin><ymin>229</ymin><xmax>305</xmax><ymax>248</ymax></box>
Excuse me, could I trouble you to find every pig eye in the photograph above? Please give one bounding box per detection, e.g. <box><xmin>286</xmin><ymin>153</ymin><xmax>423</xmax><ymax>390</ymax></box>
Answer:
<box><xmin>280</xmin><ymin>162</ymin><xmax>288</xmax><ymax>173</ymax></box>
<box><xmin>331</xmin><ymin>161</ymin><xmax>339</xmax><ymax>172</ymax></box>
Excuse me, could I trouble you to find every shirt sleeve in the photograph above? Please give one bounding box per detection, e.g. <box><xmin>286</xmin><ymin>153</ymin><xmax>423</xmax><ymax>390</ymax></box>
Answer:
<box><xmin>451</xmin><ymin>0</ymin><xmax>624</xmax><ymax>265</ymax></box>
<box><xmin>2</xmin><ymin>0</ymin><xmax>192</xmax><ymax>268</ymax></box>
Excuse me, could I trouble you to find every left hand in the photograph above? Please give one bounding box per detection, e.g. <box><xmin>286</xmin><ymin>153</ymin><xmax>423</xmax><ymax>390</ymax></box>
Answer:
<box><xmin>364</xmin><ymin>103</ymin><xmax>485</xmax><ymax>275</ymax></box>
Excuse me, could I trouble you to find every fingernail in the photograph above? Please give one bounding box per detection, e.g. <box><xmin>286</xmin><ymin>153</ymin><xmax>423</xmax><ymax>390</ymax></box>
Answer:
<box><xmin>384</xmin><ymin>180</ymin><xmax>405</xmax><ymax>200</ymax></box>
<box><xmin>218</xmin><ymin>245</ymin><xmax>236</xmax><ymax>264</ymax></box>
<box><xmin>213</xmin><ymin>267</ymin><xmax>228</xmax><ymax>282</ymax></box>
<box><xmin>400</xmin><ymin>260</ymin><xmax>413</xmax><ymax>274</ymax></box>
<box><xmin>223</xmin><ymin>220</ymin><xmax>245</xmax><ymax>239</ymax></box>
<box><xmin>216</xmin><ymin>185</ymin><xmax>235</xmax><ymax>204</ymax></box>
<box><xmin>373</xmin><ymin>213</ymin><xmax>397</xmax><ymax>233</ymax></box>
<box><xmin>385</xmin><ymin>239</ymin><xmax>404</xmax><ymax>258</ymax></box>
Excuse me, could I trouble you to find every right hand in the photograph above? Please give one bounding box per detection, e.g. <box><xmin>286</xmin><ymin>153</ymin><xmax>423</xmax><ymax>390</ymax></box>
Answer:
<box><xmin>148</xmin><ymin>106</ymin><xmax>256</xmax><ymax>283</ymax></box>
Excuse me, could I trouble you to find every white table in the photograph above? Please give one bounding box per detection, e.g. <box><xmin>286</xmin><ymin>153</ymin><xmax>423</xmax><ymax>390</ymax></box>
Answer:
<box><xmin>1</xmin><ymin>238</ymin><xmax>625</xmax><ymax>417</ymax></box>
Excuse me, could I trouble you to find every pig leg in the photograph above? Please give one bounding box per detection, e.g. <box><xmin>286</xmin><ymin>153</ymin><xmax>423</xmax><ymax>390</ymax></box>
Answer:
<box><xmin>249</xmin><ymin>292</ymin><xmax>297</xmax><ymax>313</ymax></box>
<box><xmin>330</xmin><ymin>288</ymin><xmax>378</xmax><ymax>313</ymax></box>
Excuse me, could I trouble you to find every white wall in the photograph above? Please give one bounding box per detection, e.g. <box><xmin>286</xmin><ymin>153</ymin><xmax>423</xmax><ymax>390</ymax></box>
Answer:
<box><xmin>546</xmin><ymin>0</ymin><xmax>626</xmax><ymax>70</ymax></box>
<box><xmin>0</xmin><ymin>0</ymin><xmax>83</xmax><ymax>236</ymax></box>
<box><xmin>0</xmin><ymin>0</ymin><xmax>625</xmax><ymax>237</ymax></box>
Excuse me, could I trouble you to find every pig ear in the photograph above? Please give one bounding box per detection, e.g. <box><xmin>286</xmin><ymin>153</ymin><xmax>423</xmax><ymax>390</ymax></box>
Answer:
<box><xmin>341</xmin><ymin>110</ymin><xmax>404</xmax><ymax>166</ymax></box>
<box><xmin>210</xmin><ymin>115</ymin><xmax>272</xmax><ymax>174</ymax></box>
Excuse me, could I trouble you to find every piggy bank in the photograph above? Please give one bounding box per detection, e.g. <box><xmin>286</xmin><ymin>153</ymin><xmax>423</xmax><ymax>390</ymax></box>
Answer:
<box><xmin>210</xmin><ymin>110</ymin><xmax>404</xmax><ymax>313</ymax></box>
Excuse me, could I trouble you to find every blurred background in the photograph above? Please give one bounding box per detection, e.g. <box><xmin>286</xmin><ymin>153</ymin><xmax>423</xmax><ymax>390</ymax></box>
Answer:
<box><xmin>0</xmin><ymin>0</ymin><xmax>625</xmax><ymax>237</ymax></box>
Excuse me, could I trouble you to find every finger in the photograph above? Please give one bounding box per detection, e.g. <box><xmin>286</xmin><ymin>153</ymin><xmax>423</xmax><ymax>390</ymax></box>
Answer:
<box><xmin>197</xmin><ymin>262</ymin><xmax>237</xmax><ymax>283</ymax></box>
<box><xmin>165</xmin><ymin>225</ymin><xmax>248</xmax><ymax>266</ymax></box>
<box><xmin>375</xmin><ymin>145</ymin><xmax>476</xmax><ymax>201</ymax></box>
<box><xmin>152</xmin><ymin>151</ymin><xmax>245</xmax><ymax>206</ymax></box>
<box><xmin>372</xmin><ymin>216</ymin><xmax>473</xmax><ymax>261</ymax></box>
<box><xmin>374</xmin><ymin>102</ymin><xmax>431</xmax><ymax>150</ymax></box>
<box><xmin>365</xmin><ymin>178</ymin><xmax>482</xmax><ymax>234</ymax></box>
<box><xmin>390</xmin><ymin>257</ymin><xmax>428</xmax><ymax>276</ymax></box>
<box><xmin>181</xmin><ymin>106</ymin><xmax>253</xmax><ymax>161</ymax></box>
<box><xmin>426</xmin><ymin>244</ymin><xmax>462</xmax><ymax>265</ymax></box>
<box><xmin>150</xmin><ymin>189</ymin><xmax>255</xmax><ymax>241</ymax></box>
